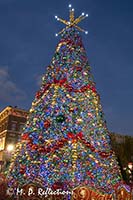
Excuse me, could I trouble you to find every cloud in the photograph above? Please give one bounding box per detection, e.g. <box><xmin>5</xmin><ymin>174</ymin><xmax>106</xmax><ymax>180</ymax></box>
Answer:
<box><xmin>0</xmin><ymin>67</ymin><xmax>26</xmax><ymax>103</ymax></box>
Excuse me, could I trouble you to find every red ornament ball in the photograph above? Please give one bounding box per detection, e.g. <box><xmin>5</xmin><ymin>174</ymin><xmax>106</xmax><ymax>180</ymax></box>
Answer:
<box><xmin>21</xmin><ymin>133</ymin><xmax>29</xmax><ymax>140</ymax></box>
<box><xmin>44</xmin><ymin>120</ymin><xmax>50</xmax><ymax>129</ymax></box>
<box><xmin>76</xmin><ymin>66</ymin><xmax>82</xmax><ymax>71</ymax></box>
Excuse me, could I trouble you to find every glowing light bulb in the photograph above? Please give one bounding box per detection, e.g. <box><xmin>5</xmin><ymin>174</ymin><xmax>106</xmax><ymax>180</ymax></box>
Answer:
<box><xmin>86</xmin><ymin>14</ymin><xmax>88</xmax><ymax>17</ymax></box>
<box><xmin>69</xmin><ymin>4</ymin><xmax>72</xmax><ymax>8</ymax></box>
<box><xmin>72</xmin><ymin>8</ymin><xmax>74</xmax><ymax>11</ymax></box>
<box><xmin>82</xmin><ymin>12</ymin><xmax>85</xmax><ymax>16</ymax></box>
<box><xmin>7</xmin><ymin>144</ymin><xmax>14</xmax><ymax>152</ymax></box>
<box><xmin>85</xmin><ymin>31</ymin><xmax>88</xmax><ymax>34</ymax></box>
<box><xmin>55</xmin><ymin>15</ymin><xmax>58</xmax><ymax>19</ymax></box>
<box><xmin>55</xmin><ymin>33</ymin><xmax>58</xmax><ymax>37</ymax></box>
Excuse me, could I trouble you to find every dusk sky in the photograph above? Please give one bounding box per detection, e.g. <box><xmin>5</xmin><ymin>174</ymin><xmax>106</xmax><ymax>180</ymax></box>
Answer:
<box><xmin>0</xmin><ymin>0</ymin><xmax>133</xmax><ymax>136</ymax></box>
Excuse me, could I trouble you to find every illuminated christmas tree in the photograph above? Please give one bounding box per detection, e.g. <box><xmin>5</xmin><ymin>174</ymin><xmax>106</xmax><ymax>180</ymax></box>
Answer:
<box><xmin>7</xmin><ymin>5</ymin><xmax>129</xmax><ymax>199</ymax></box>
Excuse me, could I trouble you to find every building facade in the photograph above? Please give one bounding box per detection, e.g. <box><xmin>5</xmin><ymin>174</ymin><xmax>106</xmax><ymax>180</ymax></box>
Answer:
<box><xmin>0</xmin><ymin>106</ymin><xmax>28</xmax><ymax>165</ymax></box>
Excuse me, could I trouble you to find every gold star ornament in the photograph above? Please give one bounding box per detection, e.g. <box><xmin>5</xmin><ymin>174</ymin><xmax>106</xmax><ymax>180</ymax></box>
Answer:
<box><xmin>55</xmin><ymin>4</ymin><xmax>88</xmax><ymax>36</ymax></box>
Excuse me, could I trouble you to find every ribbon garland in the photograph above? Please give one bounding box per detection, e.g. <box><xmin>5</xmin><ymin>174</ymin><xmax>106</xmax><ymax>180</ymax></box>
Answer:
<box><xmin>22</xmin><ymin>132</ymin><xmax>113</xmax><ymax>158</ymax></box>
<box><xmin>35</xmin><ymin>78</ymin><xmax>96</xmax><ymax>99</ymax></box>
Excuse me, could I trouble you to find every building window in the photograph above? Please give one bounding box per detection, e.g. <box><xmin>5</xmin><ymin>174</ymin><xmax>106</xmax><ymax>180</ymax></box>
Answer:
<box><xmin>11</xmin><ymin>123</ymin><xmax>17</xmax><ymax>131</ymax></box>
<box><xmin>18</xmin><ymin>133</ymin><xmax>21</xmax><ymax>141</ymax></box>
<box><xmin>0</xmin><ymin>137</ymin><xmax>5</xmax><ymax>151</ymax></box>
<box><xmin>2</xmin><ymin>124</ymin><xmax>4</xmax><ymax>131</ymax></box>
<box><xmin>19</xmin><ymin>124</ymin><xmax>24</xmax><ymax>132</ymax></box>
<box><xmin>4</xmin><ymin>122</ymin><xmax>8</xmax><ymax>130</ymax></box>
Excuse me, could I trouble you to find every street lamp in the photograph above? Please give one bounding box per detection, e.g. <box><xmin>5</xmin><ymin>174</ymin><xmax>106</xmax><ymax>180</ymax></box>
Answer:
<box><xmin>4</xmin><ymin>144</ymin><xmax>15</xmax><ymax>172</ymax></box>
<box><xmin>0</xmin><ymin>144</ymin><xmax>15</xmax><ymax>172</ymax></box>
<box><xmin>6</xmin><ymin>144</ymin><xmax>14</xmax><ymax>152</ymax></box>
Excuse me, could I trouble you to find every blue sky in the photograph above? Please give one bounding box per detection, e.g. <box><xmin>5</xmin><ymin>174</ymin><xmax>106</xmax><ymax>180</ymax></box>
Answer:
<box><xmin>0</xmin><ymin>0</ymin><xmax>133</xmax><ymax>136</ymax></box>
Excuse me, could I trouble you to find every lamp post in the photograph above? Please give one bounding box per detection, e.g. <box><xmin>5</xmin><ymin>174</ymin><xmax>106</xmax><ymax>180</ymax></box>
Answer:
<box><xmin>0</xmin><ymin>144</ymin><xmax>14</xmax><ymax>173</ymax></box>
<box><xmin>4</xmin><ymin>144</ymin><xmax>15</xmax><ymax>172</ymax></box>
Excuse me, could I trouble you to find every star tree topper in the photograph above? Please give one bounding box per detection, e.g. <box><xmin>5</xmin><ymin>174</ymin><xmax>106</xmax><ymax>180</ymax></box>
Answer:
<box><xmin>55</xmin><ymin>4</ymin><xmax>88</xmax><ymax>36</ymax></box>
